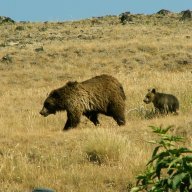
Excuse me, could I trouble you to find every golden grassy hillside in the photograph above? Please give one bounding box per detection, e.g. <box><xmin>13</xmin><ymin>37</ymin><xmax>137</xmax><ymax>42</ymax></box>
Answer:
<box><xmin>0</xmin><ymin>13</ymin><xmax>192</xmax><ymax>191</ymax></box>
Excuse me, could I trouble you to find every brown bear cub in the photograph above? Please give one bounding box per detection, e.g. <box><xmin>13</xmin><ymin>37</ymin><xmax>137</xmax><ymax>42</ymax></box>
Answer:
<box><xmin>143</xmin><ymin>88</ymin><xmax>179</xmax><ymax>115</ymax></box>
<box><xmin>40</xmin><ymin>74</ymin><xmax>126</xmax><ymax>130</ymax></box>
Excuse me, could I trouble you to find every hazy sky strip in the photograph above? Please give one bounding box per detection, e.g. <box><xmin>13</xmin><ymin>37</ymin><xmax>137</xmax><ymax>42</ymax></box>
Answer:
<box><xmin>0</xmin><ymin>0</ymin><xmax>191</xmax><ymax>21</ymax></box>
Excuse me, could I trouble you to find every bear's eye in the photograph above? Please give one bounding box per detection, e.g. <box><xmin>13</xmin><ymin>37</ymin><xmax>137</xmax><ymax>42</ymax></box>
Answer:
<box><xmin>44</xmin><ymin>102</ymin><xmax>51</xmax><ymax>109</ymax></box>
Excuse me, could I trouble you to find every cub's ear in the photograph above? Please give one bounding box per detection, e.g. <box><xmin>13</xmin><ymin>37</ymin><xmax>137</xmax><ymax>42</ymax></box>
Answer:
<box><xmin>50</xmin><ymin>90</ymin><xmax>60</xmax><ymax>99</ymax></box>
<box><xmin>148</xmin><ymin>88</ymin><xmax>156</xmax><ymax>94</ymax></box>
<box><xmin>151</xmin><ymin>88</ymin><xmax>156</xmax><ymax>94</ymax></box>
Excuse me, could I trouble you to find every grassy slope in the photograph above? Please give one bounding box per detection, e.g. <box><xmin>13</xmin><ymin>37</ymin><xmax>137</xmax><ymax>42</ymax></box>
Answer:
<box><xmin>0</xmin><ymin>13</ymin><xmax>192</xmax><ymax>191</ymax></box>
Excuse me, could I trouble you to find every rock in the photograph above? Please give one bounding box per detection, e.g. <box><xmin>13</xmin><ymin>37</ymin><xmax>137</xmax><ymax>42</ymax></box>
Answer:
<box><xmin>32</xmin><ymin>188</ymin><xmax>55</xmax><ymax>192</ymax></box>
<box><xmin>15</xmin><ymin>26</ymin><xmax>25</xmax><ymax>31</ymax></box>
<box><xmin>181</xmin><ymin>10</ymin><xmax>192</xmax><ymax>20</ymax></box>
<box><xmin>156</xmin><ymin>9</ymin><xmax>171</xmax><ymax>15</ymax></box>
<box><xmin>119</xmin><ymin>12</ymin><xmax>133</xmax><ymax>24</ymax></box>
<box><xmin>0</xmin><ymin>16</ymin><xmax>15</xmax><ymax>24</ymax></box>
<box><xmin>35</xmin><ymin>47</ymin><xmax>44</xmax><ymax>52</ymax></box>
<box><xmin>1</xmin><ymin>54</ymin><xmax>12</xmax><ymax>63</ymax></box>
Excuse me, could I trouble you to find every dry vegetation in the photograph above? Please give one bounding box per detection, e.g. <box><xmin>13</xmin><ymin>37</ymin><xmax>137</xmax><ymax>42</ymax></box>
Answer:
<box><xmin>0</xmin><ymin>12</ymin><xmax>192</xmax><ymax>191</ymax></box>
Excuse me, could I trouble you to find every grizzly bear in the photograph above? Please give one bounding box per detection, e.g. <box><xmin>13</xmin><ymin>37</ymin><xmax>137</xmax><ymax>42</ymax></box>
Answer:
<box><xmin>40</xmin><ymin>74</ymin><xmax>126</xmax><ymax>130</ymax></box>
<box><xmin>143</xmin><ymin>88</ymin><xmax>179</xmax><ymax>115</ymax></box>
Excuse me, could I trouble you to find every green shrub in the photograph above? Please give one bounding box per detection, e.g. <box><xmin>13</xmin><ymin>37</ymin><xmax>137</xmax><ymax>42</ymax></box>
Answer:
<box><xmin>131</xmin><ymin>125</ymin><xmax>192</xmax><ymax>192</ymax></box>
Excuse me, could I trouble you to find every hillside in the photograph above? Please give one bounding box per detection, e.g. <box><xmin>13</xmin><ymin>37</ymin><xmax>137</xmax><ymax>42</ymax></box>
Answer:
<box><xmin>0</xmin><ymin>12</ymin><xmax>192</xmax><ymax>191</ymax></box>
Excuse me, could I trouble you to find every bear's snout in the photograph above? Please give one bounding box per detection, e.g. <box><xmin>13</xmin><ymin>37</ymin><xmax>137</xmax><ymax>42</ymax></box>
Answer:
<box><xmin>143</xmin><ymin>98</ymin><xmax>148</xmax><ymax>103</ymax></box>
<box><xmin>40</xmin><ymin>107</ymin><xmax>49</xmax><ymax>117</ymax></box>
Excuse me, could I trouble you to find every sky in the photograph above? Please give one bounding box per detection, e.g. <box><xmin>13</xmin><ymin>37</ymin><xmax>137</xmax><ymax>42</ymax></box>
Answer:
<box><xmin>0</xmin><ymin>0</ymin><xmax>192</xmax><ymax>22</ymax></box>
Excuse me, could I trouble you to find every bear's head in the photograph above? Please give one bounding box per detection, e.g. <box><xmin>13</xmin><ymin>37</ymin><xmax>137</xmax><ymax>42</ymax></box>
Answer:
<box><xmin>40</xmin><ymin>90</ymin><xmax>61</xmax><ymax>117</ymax></box>
<box><xmin>143</xmin><ymin>88</ymin><xmax>156</xmax><ymax>104</ymax></box>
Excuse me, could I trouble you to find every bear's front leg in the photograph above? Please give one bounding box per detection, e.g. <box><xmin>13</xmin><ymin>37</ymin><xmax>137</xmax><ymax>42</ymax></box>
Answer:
<box><xmin>63</xmin><ymin>111</ymin><xmax>81</xmax><ymax>131</ymax></box>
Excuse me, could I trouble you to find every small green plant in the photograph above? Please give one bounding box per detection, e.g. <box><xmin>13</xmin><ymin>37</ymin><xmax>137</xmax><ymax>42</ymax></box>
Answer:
<box><xmin>131</xmin><ymin>125</ymin><xmax>192</xmax><ymax>192</ymax></box>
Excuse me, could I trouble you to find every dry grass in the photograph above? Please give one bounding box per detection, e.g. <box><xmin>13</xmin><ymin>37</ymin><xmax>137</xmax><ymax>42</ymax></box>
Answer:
<box><xmin>0</xmin><ymin>13</ymin><xmax>192</xmax><ymax>191</ymax></box>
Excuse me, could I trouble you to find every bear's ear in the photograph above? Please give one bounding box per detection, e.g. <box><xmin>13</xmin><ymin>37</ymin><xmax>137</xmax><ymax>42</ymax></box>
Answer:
<box><xmin>50</xmin><ymin>90</ymin><xmax>60</xmax><ymax>99</ymax></box>
<box><xmin>148</xmin><ymin>88</ymin><xmax>156</xmax><ymax>94</ymax></box>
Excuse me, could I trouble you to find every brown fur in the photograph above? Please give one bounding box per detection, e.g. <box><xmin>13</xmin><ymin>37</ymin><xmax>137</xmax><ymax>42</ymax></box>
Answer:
<box><xmin>143</xmin><ymin>88</ymin><xmax>179</xmax><ymax>115</ymax></box>
<box><xmin>40</xmin><ymin>74</ymin><xmax>126</xmax><ymax>130</ymax></box>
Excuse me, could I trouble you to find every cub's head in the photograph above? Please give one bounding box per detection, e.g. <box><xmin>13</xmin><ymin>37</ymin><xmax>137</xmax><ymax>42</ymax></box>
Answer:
<box><xmin>40</xmin><ymin>90</ymin><xmax>61</xmax><ymax>117</ymax></box>
<box><xmin>143</xmin><ymin>88</ymin><xmax>156</xmax><ymax>104</ymax></box>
